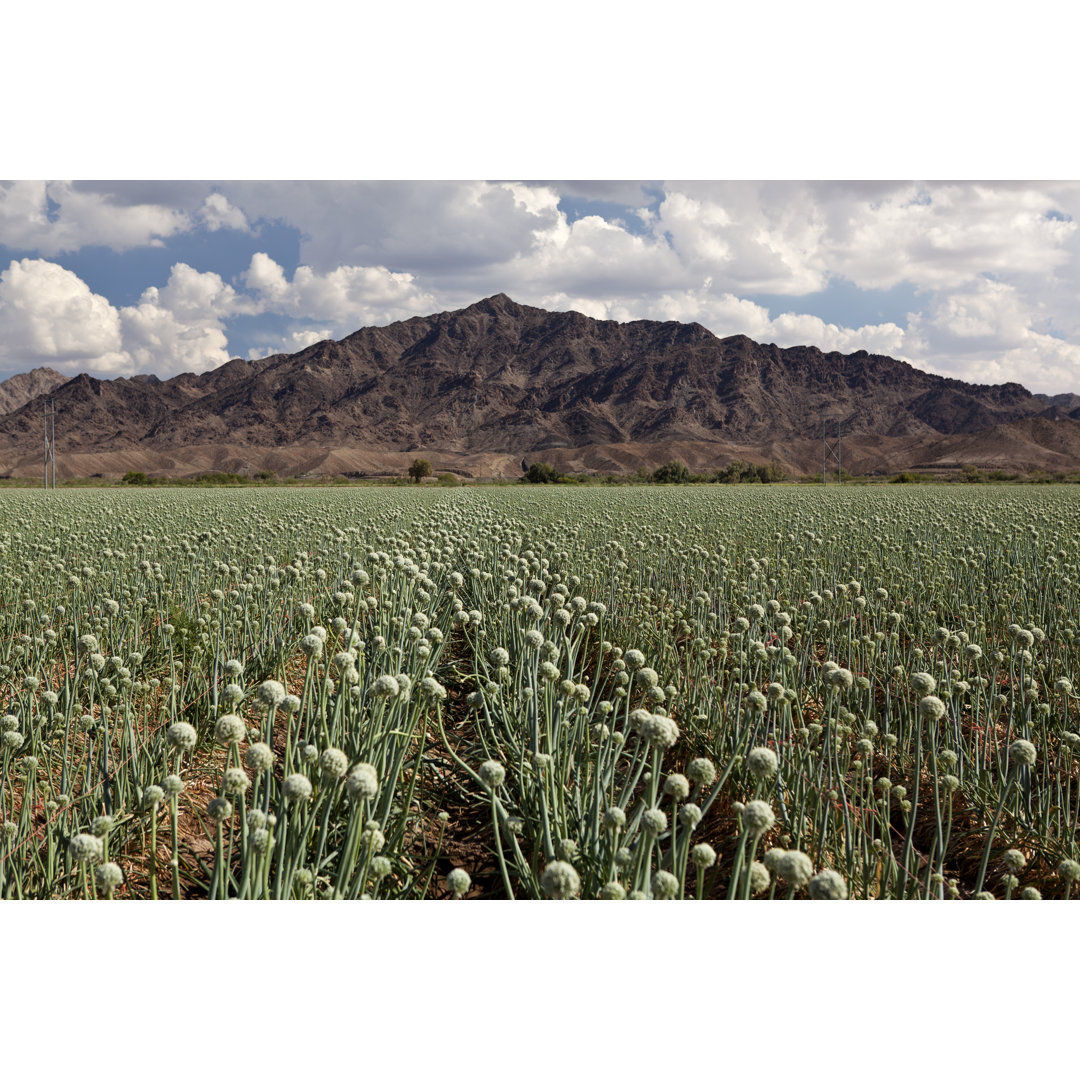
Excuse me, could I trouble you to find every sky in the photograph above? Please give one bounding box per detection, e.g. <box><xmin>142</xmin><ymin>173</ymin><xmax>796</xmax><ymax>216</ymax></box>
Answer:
<box><xmin>3</xmin><ymin>178</ymin><xmax>1080</xmax><ymax>394</ymax></box>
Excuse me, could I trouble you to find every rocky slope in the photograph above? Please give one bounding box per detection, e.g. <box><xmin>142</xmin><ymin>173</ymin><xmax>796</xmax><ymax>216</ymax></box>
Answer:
<box><xmin>0</xmin><ymin>367</ymin><xmax>69</xmax><ymax>415</ymax></box>
<box><xmin>1</xmin><ymin>294</ymin><xmax>1079</xmax><ymax>476</ymax></box>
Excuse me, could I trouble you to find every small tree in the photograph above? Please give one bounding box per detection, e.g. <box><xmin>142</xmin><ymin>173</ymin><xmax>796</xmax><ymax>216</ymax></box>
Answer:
<box><xmin>523</xmin><ymin>462</ymin><xmax>562</xmax><ymax>484</ymax></box>
<box><xmin>408</xmin><ymin>458</ymin><xmax>433</xmax><ymax>484</ymax></box>
<box><xmin>652</xmin><ymin>460</ymin><xmax>691</xmax><ymax>484</ymax></box>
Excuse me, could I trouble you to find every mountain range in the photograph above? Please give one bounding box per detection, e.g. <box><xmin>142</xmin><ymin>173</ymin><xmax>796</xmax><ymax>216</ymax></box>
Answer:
<box><xmin>3</xmin><ymin>293</ymin><xmax>1080</xmax><ymax>479</ymax></box>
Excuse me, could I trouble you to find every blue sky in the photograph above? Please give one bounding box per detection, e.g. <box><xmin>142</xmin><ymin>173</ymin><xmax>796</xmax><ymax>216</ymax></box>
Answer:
<box><xmin>3</xmin><ymin>180</ymin><xmax>1080</xmax><ymax>393</ymax></box>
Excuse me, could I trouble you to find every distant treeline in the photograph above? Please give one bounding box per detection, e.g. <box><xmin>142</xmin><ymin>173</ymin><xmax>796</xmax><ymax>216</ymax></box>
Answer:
<box><xmin>521</xmin><ymin>459</ymin><xmax>788</xmax><ymax>485</ymax></box>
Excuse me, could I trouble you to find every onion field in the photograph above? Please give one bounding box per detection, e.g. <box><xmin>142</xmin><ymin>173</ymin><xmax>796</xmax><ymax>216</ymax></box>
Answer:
<box><xmin>1</xmin><ymin>484</ymin><xmax>1078</xmax><ymax>900</ymax></box>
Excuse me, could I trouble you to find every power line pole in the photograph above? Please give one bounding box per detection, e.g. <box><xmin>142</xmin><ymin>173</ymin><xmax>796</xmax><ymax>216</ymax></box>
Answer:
<box><xmin>822</xmin><ymin>418</ymin><xmax>842</xmax><ymax>485</ymax></box>
<box><xmin>44</xmin><ymin>397</ymin><xmax>56</xmax><ymax>489</ymax></box>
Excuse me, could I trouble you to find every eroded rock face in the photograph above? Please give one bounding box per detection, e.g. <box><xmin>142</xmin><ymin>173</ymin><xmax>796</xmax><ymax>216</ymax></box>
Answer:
<box><xmin>0</xmin><ymin>294</ymin><xmax>1077</xmax><ymax>470</ymax></box>
<box><xmin>0</xmin><ymin>368</ymin><xmax>69</xmax><ymax>415</ymax></box>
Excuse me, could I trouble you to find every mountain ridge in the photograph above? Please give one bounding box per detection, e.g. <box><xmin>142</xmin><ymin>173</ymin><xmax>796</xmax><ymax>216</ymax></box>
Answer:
<box><xmin>2</xmin><ymin>294</ymin><xmax>1079</xmax><ymax>476</ymax></box>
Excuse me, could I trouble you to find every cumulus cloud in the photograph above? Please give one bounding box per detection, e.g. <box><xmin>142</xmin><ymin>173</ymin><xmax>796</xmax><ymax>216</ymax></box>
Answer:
<box><xmin>246</xmin><ymin>328</ymin><xmax>334</xmax><ymax>361</ymax></box>
<box><xmin>197</xmin><ymin>192</ymin><xmax>249</xmax><ymax>232</ymax></box>
<box><xmin>6</xmin><ymin>180</ymin><xmax>1080</xmax><ymax>394</ymax></box>
<box><xmin>222</xmin><ymin>180</ymin><xmax>563</xmax><ymax>275</ymax></box>
<box><xmin>0</xmin><ymin>258</ymin><xmax>126</xmax><ymax>369</ymax></box>
<box><xmin>0</xmin><ymin>259</ymin><xmax>243</xmax><ymax>378</ymax></box>
<box><xmin>0</xmin><ymin>181</ymin><xmax>189</xmax><ymax>255</ymax></box>
<box><xmin>241</xmin><ymin>253</ymin><xmax>438</xmax><ymax>329</ymax></box>
<box><xmin>904</xmin><ymin>276</ymin><xmax>1080</xmax><ymax>391</ymax></box>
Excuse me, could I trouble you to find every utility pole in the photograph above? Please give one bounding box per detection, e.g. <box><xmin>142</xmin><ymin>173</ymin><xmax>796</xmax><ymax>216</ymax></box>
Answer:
<box><xmin>44</xmin><ymin>397</ymin><xmax>56</xmax><ymax>489</ymax></box>
<box><xmin>822</xmin><ymin>418</ymin><xmax>842</xmax><ymax>484</ymax></box>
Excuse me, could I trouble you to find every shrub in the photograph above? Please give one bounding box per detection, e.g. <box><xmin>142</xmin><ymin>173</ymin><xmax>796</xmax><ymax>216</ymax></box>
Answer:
<box><xmin>408</xmin><ymin>459</ymin><xmax>433</xmax><ymax>484</ymax></box>
<box><xmin>523</xmin><ymin>462</ymin><xmax>562</xmax><ymax>484</ymax></box>
<box><xmin>653</xmin><ymin>460</ymin><xmax>692</xmax><ymax>484</ymax></box>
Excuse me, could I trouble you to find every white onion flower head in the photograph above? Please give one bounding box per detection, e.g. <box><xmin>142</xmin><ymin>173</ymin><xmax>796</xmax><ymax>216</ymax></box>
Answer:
<box><xmin>918</xmin><ymin>696</ymin><xmax>946</xmax><ymax>722</ymax></box>
<box><xmin>419</xmin><ymin>677</ymin><xmax>447</xmax><ymax>702</ymax></box>
<box><xmin>747</xmin><ymin>746</ymin><xmax>778</xmax><ymax>779</ymax></box>
<box><xmin>207</xmin><ymin>797</ymin><xmax>233</xmax><ymax>822</ymax></box>
<box><xmin>245</xmin><ymin>742</ymin><xmax>275</xmax><ymax>772</ymax></box>
<box><xmin>599</xmin><ymin>881</ymin><xmax>626</xmax><ymax>900</ymax></box>
<box><xmin>691</xmin><ymin>843</ymin><xmax>717</xmax><ymax>869</ymax></box>
<box><xmin>1008</xmin><ymin>739</ymin><xmax>1037</xmax><ymax>767</ymax></box>
<box><xmin>256</xmin><ymin>680</ymin><xmax>287</xmax><ymax>709</ymax></box>
<box><xmin>346</xmin><ymin>763</ymin><xmax>379</xmax><ymax>800</ymax></box>
<box><xmin>663</xmin><ymin>773</ymin><xmax>690</xmax><ymax>801</ymax></box>
<box><xmin>319</xmin><ymin>747</ymin><xmax>349</xmax><ymax>781</ymax></box>
<box><xmin>283</xmin><ymin>774</ymin><xmax>313</xmax><ymax>802</ymax></box>
<box><xmin>95</xmin><ymin>862</ymin><xmax>123</xmax><ymax>890</ymax></box>
<box><xmin>679</xmin><ymin>803</ymin><xmax>702</xmax><ymax>830</ymax></box>
<box><xmin>166</xmin><ymin>721</ymin><xmax>198</xmax><ymax>752</ymax></box>
<box><xmin>687</xmin><ymin>758</ymin><xmax>716</xmax><ymax>786</ymax></box>
<box><xmin>446</xmin><ymin>868</ymin><xmax>471</xmax><ymax>898</ymax></box>
<box><xmin>808</xmin><ymin>868</ymin><xmax>848</xmax><ymax>900</ymax></box>
<box><xmin>1003</xmin><ymin>849</ymin><xmax>1026</xmax><ymax>872</ymax></box>
<box><xmin>749</xmin><ymin>861</ymin><xmax>770</xmax><ymax>895</ymax></box>
<box><xmin>776</xmin><ymin>849</ymin><xmax>814</xmax><ymax>888</ymax></box>
<box><xmin>142</xmin><ymin>785</ymin><xmax>165</xmax><ymax>809</ymax></box>
<box><xmin>640</xmin><ymin>713</ymin><xmax>680</xmax><ymax>748</ymax></box>
<box><xmin>223</xmin><ymin>768</ymin><xmax>250</xmax><ymax>795</ymax></box>
<box><xmin>636</xmin><ymin>667</ymin><xmax>659</xmax><ymax>689</ymax></box>
<box><xmin>91</xmin><ymin>815</ymin><xmax>115</xmax><ymax>837</ymax></box>
<box><xmin>604</xmin><ymin>806</ymin><xmax>626</xmax><ymax>831</ymax></box>
<box><xmin>541</xmin><ymin>860</ymin><xmax>581</xmax><ymax>899</ymax></box>
<box><xmin>159</xmin><ymin>773</ymin><xmax>183</xmax><ymax>799</ymax></box>
<box><xmin>651</xmin><ymin>870</ymin><xmax>679</xmax><ymax>899</ymax></box>
<box><xmin>372</xmin><ymin>674</ymin><xmax>400</xmax><ymax>699</ymax></box>
<box><xmin>360</xmin><ymin>823</ymin><xmax>386</xmax><ymax>852</ymax></box>
<box><xmin>479</xmin><ymin>760</ymin><xmax>506</xmax><ymax>789</ymax></box>
<box><xmin>331</xmin><ymin>651</ymin><xmax>355</xmax><ymax>674</ymax></box>
<box><xmin>214</xmin><ymin>713</ymin><xmax>247</xmax><ymax>745</ymax></box>
<box><xmin>742</xmin><ymin>800</ymin><xmax>776</xmax><ymax>836</ymax></box>
<box><xmin>68</xmin><ymin>833</ymin><xmax>103</xmax><ymax>862</ymax></box>
<box><xmin>911</xmin><ymin>672</ymin><xmax>936</xmax><ymax>695</ymax></box>
<box><xmin>624</xmin><ymin>649</ymin><xmax>646</xmax><ymax>670</ymax></box>
<box><xmin>642</xmin><ymin>808</ymin><xmax>668</xmax><ymax>834</ymax></box>
<box><xmin>1058</xmin><ymin>859</ymin><xmax>1080</xmax><ymax>884</ymax></box>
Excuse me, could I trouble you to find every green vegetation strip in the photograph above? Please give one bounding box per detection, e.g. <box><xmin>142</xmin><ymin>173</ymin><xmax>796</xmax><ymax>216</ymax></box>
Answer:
<box><xmin>1</xmin><ymin>484</ymin><xmax>1079</xmax><ymax>900</ymax></box>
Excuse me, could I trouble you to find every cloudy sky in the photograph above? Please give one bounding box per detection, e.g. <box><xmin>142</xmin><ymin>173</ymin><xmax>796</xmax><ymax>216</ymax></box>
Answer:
<box><xmin>2</xmin><ymin>179</ymin><xmax>1080</xmax><ymax>393</ymax></box>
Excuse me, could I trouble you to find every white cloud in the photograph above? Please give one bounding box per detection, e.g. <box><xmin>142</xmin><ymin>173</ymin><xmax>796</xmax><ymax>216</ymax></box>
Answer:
<box><xmin>119</xmin><ymin>303</ymin><xmax>231</xmax><ymax>378</ymax></box>
<box><xmin>0</xmin><ymin>258</ymin><xmax>126</xmax><ymax>369</ymax></box>
<box><xmin>220</xmin><ymin>180</ymin><xmax>564</xmax><ymax>277</ymax></box>
<box><xmin>904</xmin><ymin>276</ymin><xmax>1080</xmax><ymax>392</ymax></box>
<box><xmin>0</xmin><ymin>181</ymin><xmax>189</xmax><ymax>255</ymax></box>
<box><xmin>247</xmin><ymin>328</ymin><xmax>334</xmax><ymax>361</ymax></box>
<box><xmin>0</xmin><ymin>259</ymin><xmax>242</xmax><ymax>379</ymax></box>
<box><xmin>197</xmin><ymin>192</ymin><xmax>249</xmax><ymax>232</ymax></box>
<box><xmin>241</xmin><ymin>253</ymin><xmax>438</xmax><ymax>329</ymax></box>
<box><xmin>6</xmin><ymin>180</ymin><xmax>1080</xmax><ymax>394</ymax></box>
